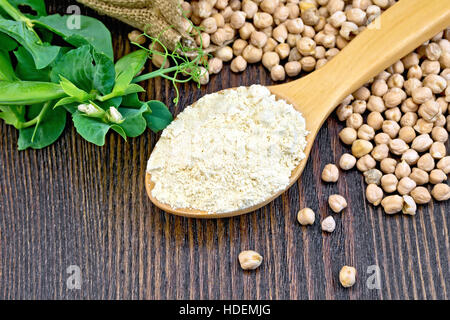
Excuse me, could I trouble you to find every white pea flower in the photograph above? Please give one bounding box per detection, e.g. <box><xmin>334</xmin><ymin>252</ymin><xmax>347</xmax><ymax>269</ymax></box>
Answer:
<box><xmin>106</xmin><ymin>106</ymin><xmax>124</xmax><ymax>124</ymax></box>
<box><xmin>77</xmin><ymin>103</ymin><xmax>101</xmax><ymax>115</ymax></box>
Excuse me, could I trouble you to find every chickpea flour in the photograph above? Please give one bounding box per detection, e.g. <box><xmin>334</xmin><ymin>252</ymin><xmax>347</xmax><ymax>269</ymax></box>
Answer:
<box><xmin>147</xmin><ymin>85</ymin><xmax>309</xmax><ymax>213</ymax></box>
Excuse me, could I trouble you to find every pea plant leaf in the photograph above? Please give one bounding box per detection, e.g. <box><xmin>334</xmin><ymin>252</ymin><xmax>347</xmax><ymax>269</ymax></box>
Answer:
<box><xmin>17</xmin><ymin>103</ymin><xmax>66</xmax><ymax>150</ymax></box>
<box><xmin>14</xmin><ymin>46</ymin><xmax>50</xmax><ymax>81</ymax></box>
<box><xmin>35</xmin><ymin>14</ymin><xmax>114</xmax><ymax>59</ymax></box>
<box><xmin>0</xmin><ymin>105</ymin><xmax>25</xmax><ymax>128</ymax></box>
<box><xmin>92</xmin><ymin>51</ymin><xmax>115</xmax><ymax>95</ymax></box>
<box><xmin>117</xmin><ymin>104</ymin><xmax>149</xmax><ymax>137</ymax></box>
<box><xmin>144</xmin><ymin>100</ymin><xmax>173</xmax><ymax>133</ymax></box>
<box><xmin>0</xmin><ymin>18</ymin><xmax>60</xmax><ymax>69</ymax></box>
<box><xmin>50</xmin><ymin>45</ymin><xmax>94</xmax><ymax>92</ymax></box>
<box><xmin>0</xmin><ymin>49</ymin><xmax>17</xmax><ymax>81</ymax></box>
<box><xmin>72</xmin><ymin>111</ymin><xmax>114</xmax><ymax>146</ymax></box>
<box><xmin>0</xmin><ymin>32</ymin><xmax>17</xmax><ymax>51</ymax></box>
<box><xmin>0</xmin><ymin>81</ymin><xmax>66</xmax><ymax>105</ymax></box>
<box><xmin>121</xmin><ymin>93</ymin><xmax>143</xmax><ymax>108</ymax></box>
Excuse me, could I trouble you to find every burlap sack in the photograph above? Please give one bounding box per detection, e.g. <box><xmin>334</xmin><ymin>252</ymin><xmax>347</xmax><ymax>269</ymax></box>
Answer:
<box><xmin>77</xmin><ymin>0</ymin><xmax>194</xmax><ymax>51</ymax></box>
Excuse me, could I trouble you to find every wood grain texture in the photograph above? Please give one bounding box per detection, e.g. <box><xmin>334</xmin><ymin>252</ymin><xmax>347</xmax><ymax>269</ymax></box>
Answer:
<box><xmin>0</xmin><ymin>0</ymin><xmax>449</xmax><ymax>300</ymax></box>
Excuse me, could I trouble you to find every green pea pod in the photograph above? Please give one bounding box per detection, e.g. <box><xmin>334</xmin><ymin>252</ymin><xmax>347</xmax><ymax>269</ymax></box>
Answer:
<box><xmin>0</xmin><ymin>50</ymin><xmax>17</xmax><ymax>81</ymax></box>
<box><xmin>0</xmin><ymin>81</ymin><xmax>66</xmax><ymax>105</ymax></box>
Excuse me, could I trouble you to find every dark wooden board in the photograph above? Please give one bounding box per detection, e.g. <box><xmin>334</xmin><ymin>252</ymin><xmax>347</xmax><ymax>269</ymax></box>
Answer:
<box><xmin>0</xmin><ymin>1</ymin><xmax>448</xmax><ymax>300</ymax></box>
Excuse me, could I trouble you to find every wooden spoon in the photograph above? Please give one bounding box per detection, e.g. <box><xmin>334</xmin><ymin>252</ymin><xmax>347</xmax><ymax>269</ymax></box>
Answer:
<box><xmin>146</xmin><ymin>0</ymin><xmax>450</xmax><ymax>218</ymax></box>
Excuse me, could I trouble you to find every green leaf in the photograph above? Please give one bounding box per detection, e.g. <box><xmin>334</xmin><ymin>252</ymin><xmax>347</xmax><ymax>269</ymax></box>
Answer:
<box><xmin>123</xmin><ymin>84</ymin><xmax>145</xmax><ymax>95</ymax></box>
<box><xmin>73</xmin><ymin>111</ymin><xmax>111</xmax><ymax>146</ymax></box>
<box><xmin>35</xmin><ymin>14</ymin><xmax>113</xmax><ymax>59</ymax></box>
<box><xmin>59</xmin><ymin>75</ymin><xmax>91</xmax><ymax>101</ymax></box>
<box><xmin>118</xmin><ymin>104</ymin><xmax>149</xmax><ymax>137</ymax></box>
<box><xmin>0</xmin><ymin>18</ymin><xmax>60</xmax><ymax>69</ymax></box>
<box><xmin>0</xmin><ymin>49</ymin><xmax>17</xmax><ymax>81</ymax></box>
<box><xmin>111</xmin><ymin>124</ymin><xmax>127</xmax><ymax>141</ymax></box>
<box><xmin>54</xmin><ymin>96</ymin><xmax>80</xmax><ymax>108</ymax></box>
<box><xmin>121</xmin><ymin>93</ymin><xmax>143</xmax><ymax>108</ymax></box>
<box><xmin>144</xmin><ymin>100</ymin><xmax>173</xmax><ymax>133</ymax></box>
<box><xmin>93</xmin><ymin>51</ymin><xmax>115</xmax><ymax>95</ymax></box>
<box><xmin>0</xmin><ymin>32</ymin><xmax>17</xmax><ymax>51</ymax></box>
<box><xmin>17</xmin><ymin>103</ymin><xmax>66</xmax><ymax>150</ymax></box>
<box><xmin>14</xmin><ymin>46</ymin><xmax>50</xmax><ymax>81</ymax></box>
<box><xmin>0</xmin><ymin>105</ymin><xmax>25</xmax><ymax>128</ymax></box>
<box><xmin>0</xmin><ymin>80</ymin><xmax>66</xmax><ymax>105</ymax></box>
<box><xmin>50</xmin><ymin>45</ymin><xmax>94</xmax><ymax>92</ymax></box>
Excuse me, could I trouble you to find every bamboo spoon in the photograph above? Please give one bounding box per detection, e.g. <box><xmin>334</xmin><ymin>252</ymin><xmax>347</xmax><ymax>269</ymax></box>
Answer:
<box><xmin>146</xmin><ymin>0</ymin><xmax>450</xmax><ymax>218</ymax></box>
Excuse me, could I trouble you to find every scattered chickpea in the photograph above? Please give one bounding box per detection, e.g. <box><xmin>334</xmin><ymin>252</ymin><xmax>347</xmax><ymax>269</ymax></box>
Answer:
<box><xmin>411</xmin><ymin>186</ymin><xmax>432</xmax><ymax>204</ymax></box>
<box><xmin>395</xmin><ymin>161</ymin><xmax>411</xmax><ymax>179</ymax></box>
<box><xmin>328</xmin><ymin>194</ymin><xmax>348</xmax><ymax>213</ymax></box>
<box><xmin>339</xmin><ymin>266</ymin><xmax>357</xmax><ymax>288</ymax></box>
<box><xmin>270</xmin><ymin>65</ymin><xmax>286</xmax><ymax>81</ymax></box>
<box><xmin>364</xmin><ymin>169</ymin><xmax>383</xmax><ymax>185</ymax></box>
<box><xmin>381</xmin><ymin>195</ymin><xmax>404</xmax><ymax>214</ymax></box>
<box><xmin>352</xmin><ymin>139</ymin><xmax>373</xmax><ymax>158</ymax></box>
<box><xmin>431</xmin><ymin>183</ymin><xmax>450</xmax><ymax>201</ymax></box>
<box><xmin>397</xmin><ymin>177</ymin><xmax>417</xmax><ymax>195</ymax></box>
<box><xmin>429</xmin><ymin>169</ymin><xmax>447</xmax><ymax>184</ymax></box>
<box><xmin>322</xmin><ymin>164</ymin><xmax>340</xmax><ymax>183</ymax></box>
<box><xmin>238</xmin><ymin>250</ymin><xmax>263</xmax><ymax>270</ymax></box>
<box><xmin>417</xmin><ymin>153</ymin><xmax>435</xmax><ymax>172</ymax></box>
<box><xmin>230</xmin><ymin>56</ymin><xmax>247</xmax><ymax>72</ymax></box>
<box><xmin>321</xmin><ymin>216</ymin><xmax>336</xmax><ymax>233</ymax></box>
<box><xmin>128</xmin><ymin>30</ymin><xmax>145</xmax><ymax>45</ymax></box>
<box><xmin>339</xmin><ymin>153</ymin><xmax>357</xmax><ymax>170</ymax></box>
<box><xmin>297</xmin><ymin>208</ymin><xmax>315</xmax><ymax>225</ymax></box>
<box><xmin>381</xmin><ymin>174</ymin><xmax>398</xmax><ymax>193</ymax></box>
<box><xmin>402</xmin><ymin>195</ymin><xmax>417</xmax><ymax>215</ymax></box>
<box><xmin>366</xmin><ymin>184</ymin><xmax>384</xmax><ymax>206</ymax></box>
<box><xmin>208</xmin><ymin>57</ymin><xmax>223</xmax><ymax>74</ymax></box>
<box><xmin>437</xmin><ymin>156</ymin><xmax>450</xmax><ymax>174</ymax></box>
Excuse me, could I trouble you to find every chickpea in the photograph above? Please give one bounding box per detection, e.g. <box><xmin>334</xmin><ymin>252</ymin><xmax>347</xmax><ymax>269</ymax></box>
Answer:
<box><xmin>385</xmin><ymin>107</ymin><xmax>402</xmax><ymax>122</ymax></box>
<box><xmin>239</xmin><ymin>23</ymin><xmax>255</xmax><ymax>40</ymax></box>
<box><xmin>357</xmin><ymin>124</ymin><xmax>375</xmax><ymax>140</ymax></box>
<box><xmin>232</xmin><ymin>39</ymin><xmax>248</xmax><ymax>56</ymax></box>
<box><xmin>339</xmin><ymin>153</ymin><xmax>357</xmax><ymax>170</ymax></box>
<box><xmin>195</xmin><ymin>1</ymin><xmax>213</xmax><ymax>18</ymax></box>
<box><xmin>381</xmin><ymin>174</ymin><xmax>398</xmax><ymax>193</ymax></box>
<box><xmin>409</xmin><ymin>168</ymin><xmax>430</xmax><ymax>185</ymax></box>
<box><xmin>411</xmin><ymin>86</ymin><xmax>433</xmax><ymax>104</ymax></box>
<box><xmin>284</xmin><ymin>61</ymin><xmax>302</xmax><ymax>77</ymax></box>
<box><xmin>238</xmin><ymin>250</ymin><xmax>263</xmax><ymax>270</ymax></box>
<box><xmin>381</xmin><ymin>195</ymin><xmax>404</xmax><ymax>214</ymax></box>
<box><xmin>196</xmin><ymin>32</ymin><xmax>211</xmax><ymax>48</ymax></box>
<box><xmin>431</xmin><ymin>183</ymin><xmax>450</xmax><ymax>201</ymax></box>
<box><xmin>437</xmin><ymin>156</ymin><xmax>450</xmax><ymax>174</ymax></box>
<box><xmin>302</xmin><ymin>8</ymin><xmax>320</xmax><ymax>26</ymax></box>
<box><xmin>411</xmin><ymin>134</ymin><xmax>433</xmax><ymax>152</ymax></box>
<box><xmin>395</xmin><ymin>161</ymin><xmax>412</xmax><ymax>179</ymax></box>
<box><xmin>263</xmin><ymin>38</ymin><xmax>277</xmax><ymax>53</ymax></box>
<box><xmin>419</xmin><ymin>100</ymin><xmax>441</xmax><ymax>122</ymax></box>
<box><xmin>352</xmin><ymin>139</ymin><xmax>373</xmax><ymax>158</ymax></box>
<box><xmin>230</xmin><ymin>11</ymin><xmax>246</xmax><ymax>29</ymax></box>
<box><xmin>339</xmin><ymin>266</ymin><xmax>357</xmax><ymax>288</ymax></box>
<box><xmin>346</xmin><ymin>113</ymin><xmax>363</xmax><ymax>129</ymax></box>
<box><xmin>353</xmin><ymin>87</ymin><xmax>371</xmax><ymax>101</ymax></box>
<box><xmin>250</xmin><ymin>31</ymin><xmax>268</xmax><ymax>48</ymax></box>
<box><xmin>128</xmin><ymin>30</ymin><xmax>145</xmax><ymax>45</ymax></box>
<box><xmin>400</xmin><ymin>112</ymin><xmax>418</xmax><ymax>128</ymax></box>
<box><xmin>411</xmin><ymin>186</ymin><xmax>432</xmax><ymax>204</ymax></box>
<box><xmin>383</xmin><ymin>88</ymin><xmax>405</xmax><ymax>108</ymax></box>
<box><xmin>422</xmin><ymin>60</ymin><xmax>441</xmax><ymax>75</ymax></box>
<box><xmin>371</xmin><ymin>80</ymin><xmax>388</xmax><ymax>97</ymax></box>
<box><xmin>321</xmin><ymin>216</ymin><xmax>336</xmax><ymax>233</ymax></box>
<box><xmin>297</xmin><ymin>208</ymin><xmax>315</xmax><ymax>225</ymax></box>
<box><xmin>374</xmin><ymin>132</ymin><xmax>391</xmax><ymax>145</ymax></box>
<box><xmin>380</xmin><ymin>158</ymin><xmax>397</xmax><ymax>174</ymax></box>
<box><xmin>328</xmin><ymin>194</ymin><xmax>347</xmax><ymax>213</ymax></box>
<box><xmin>270</xmin><ymin>64</ymin><xmax>286</xmax><ymax>81</ymax></box>
<box><xmin>429</xmin><ymin>142</ymin><xmax>446</xmax><ymax>160</ymax></box>
<box><xmin>286</xmin><ymin>18</ymin><xmax>305</xmax><ymax>34</ymax></box>
<box><xmin>230</xmin><ymin>56</ymin><xmax>247</xmax><ymax>72</ymax></box>
<box><xmin>366</xmin><ymin>184</ymin><xmax>384</xmax><ymax>206</ymax></box>
<box><xmin>429</xmin><ymin>169</ymin><xmax>447</xmax><ymax>184</ymax></box>
<box><xmin>322</xmin><ymin>164</ymin><xmax>339</xmax><ymax>182</ymax></box>
<box><xmin>254</xmin><ymin>12</ymin><xmax>274</xmax><ymax>29</ymax></box>
<box><xmin>208</xmin><ymin>57</ymin><xmax>223</xmax><ymax>74</ymax></box>
<box><xmin>287</xmin><ymin>3</ymin><xmax>300</xmax><ymax>19</ymax></box>
<box><xmin>398</xmin><ymin>126</ymin><xmax>416</xmax><ymax>144</ymax></box>
<box><xmin>275</xmin><ymin>43</ymin><xmax>290</xmax><ymax>59</ymax></box>
<box><xmin>397</xmin><ymin>177</ymin><xmax>417</xmax><ymax>195</ymax></box>
<box><xmin>215</xmin><ymin>46</ymin><xmax>233</xmax><ymax>61</ymax></box>
<box><xmin>417</xmin><ymin>153</ymin><xmax>435</xmax><ymax>172</ymax></box>
<box><xmin>274</xmin><ymin>5</ymin><xmax>290</xmax><ymax>24</ymax></box>
<box><xmin>296</xmin><ymin>37</ymin><xmax>316</xmax><ymax>56</ymax></box>
<box><xmin>242</xmin><ymin>45</ymin><xmax>263</xmax><ymax>63</ymax></box>
<box><xmin>402</xmin><ymin>52</ymin><xmax>420</xmax><ymax>68</ymax></box>
<box><xmin>201</xmin><ymin>17</ymin><xmax>218</xmax><ymax>34</ymax></box>
<box><xmin>242</xmin><ymin>0</ymin><xmax>258</xmax><ymax>19</ymax></box>
<box><xmin>401</xmin><ymin>97</ymin><xmax>419</xmax><ymax>113</ymax></box>
<box><xmin>273</xmin><ymin>24</ymin><xmax>288</xmax><ymax>43</ymax></box>
<box><xmin>364</xmin><ymin>169</ymin><xmax>383</xmax><ymax>185</ymax></box>
<box><xmin>402</xmin><ymin>195</ymin><xmax>417</xmax><ymax>215</ymax></box>
<box><xmin>423</xmin><ymin>74</ymin><xmax>447</xmax><ymax>94</ymax></box>
<box><xmin>357</xmin><ymin>154</ymin><xmax>376</xmax><ymax>172</ymax></box>
<box><xmin>366</xmin><ymin>111</ymin><xmax>384</xmax><ymax>130</ymax></box>
<box><xmin>371</xmin><ymin>144</ymin><xmax>389</xmax><ymax>161</ymax></box>
<box><xmin>402</xmin><ymin>149</ymin><xmax>420</xmax><ymax>166</ymax></box>
<box><xmin>389</xmin><ymin>139</ymin><xmax>409</xmax><ymax>155</ymax></box>
<box><xmin>414</xmin><ymin>119</ymin><xmax>434</xmax><ymax>135</ymax></box>
<box><xmin>382</xmin><ymin>120</ymin><xmax>400</xmax><ymax>139</ymax></box>
<box><xmin>212</xmin><ymin>13</ymin><xmax>225</xmax><ymax>28</ymax></box>
<box><xmin>336</xmin><ymin>104</ymin><xmax>352</xmax><ymax>121</ymax></box>
<box><xmin>261</xmin><ymin>52</ymin><xmax>279</xmax><ymax>71</ymax></box>
<box><xmin>211</xmin><ymin>28</ymin><xmax>228</xmax><ymax>45</ymax></box>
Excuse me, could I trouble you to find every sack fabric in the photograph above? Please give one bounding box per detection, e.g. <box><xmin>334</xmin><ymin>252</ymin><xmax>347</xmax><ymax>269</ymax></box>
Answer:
<box><xmin>76</xmin><ymin>0</ymin><xmax>193</xmax><ymax>51</ymax></box>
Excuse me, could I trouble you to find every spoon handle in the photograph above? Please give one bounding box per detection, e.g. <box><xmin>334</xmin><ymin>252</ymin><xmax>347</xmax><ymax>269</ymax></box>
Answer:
<box><xmin>275</xmin><ymin>0</ymin><xmax>450</xmax><ymax>118</ymax></box>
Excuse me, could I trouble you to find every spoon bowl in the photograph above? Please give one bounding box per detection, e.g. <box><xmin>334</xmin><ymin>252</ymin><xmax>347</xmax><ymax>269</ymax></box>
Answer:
<box><xmin>146</xmin><ymin>0</ymin><xmax>450</xmax><ymax>218</ymax></box>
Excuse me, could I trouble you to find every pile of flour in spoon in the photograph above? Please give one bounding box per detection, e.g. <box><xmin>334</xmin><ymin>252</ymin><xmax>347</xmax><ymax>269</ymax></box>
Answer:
<box><xmin>147</xmin><ymin>85</ymin><xmax>309</xmax><ymax>213</ymax></box>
